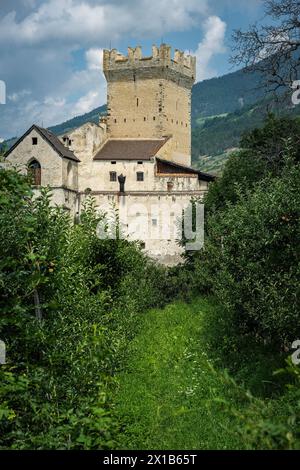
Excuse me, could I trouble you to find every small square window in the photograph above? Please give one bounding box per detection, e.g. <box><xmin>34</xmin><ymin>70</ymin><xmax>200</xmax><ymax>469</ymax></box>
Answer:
<box><xmin>136</xmin><ymin>172</ymin><xmax>144</xmax><ymax>182</ymax></box>
<box><xmin>152</xmin><ymin>219</ymin><xmax>158</xmax><ymax>227</ymax></box>
<box><xmin>137</xmin><ymin>161</ymin><xmax>143</xmax><ymax>165</ymax></box>
<box><xmin>110</xmin><ymin>171</ymin><xmax>117</xmax><ymax>182</ymax></box>
<box><xmin>111</xmin><ymin>161</ymin><xmax>116</xmax><ymax>164</ymax></box>
<box><xmin>32</xmin><ymin>137</ymin><xmax>38</xmax><ymax>145</ymax></box>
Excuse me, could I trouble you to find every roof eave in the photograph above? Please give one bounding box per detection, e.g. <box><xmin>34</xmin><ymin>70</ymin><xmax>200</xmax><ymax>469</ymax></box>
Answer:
<box><xmin>156</xmin><ymin>157</ymin><xmax>216</xmax><ymax>181</ymax></box>
<box><xmin>4</xmin><ymin>124</ymin><xmax>80</xmax><ymax>163</ymax></box>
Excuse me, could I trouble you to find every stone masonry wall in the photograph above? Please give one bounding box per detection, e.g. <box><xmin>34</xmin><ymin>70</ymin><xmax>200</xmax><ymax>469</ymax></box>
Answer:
<box><xmin>103</xmin><ymin>44</ymin><xmax>195</xmax><ymax>166</ymax></box>
<box><xmin>6</xmin><ymin>128</ymin><xmax>64</xmax><ymax>188</ymax></box>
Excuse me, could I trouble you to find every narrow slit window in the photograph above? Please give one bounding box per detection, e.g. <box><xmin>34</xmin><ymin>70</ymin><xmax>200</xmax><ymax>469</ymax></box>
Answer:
<box><xmin>110</xmin><ymin>171</ymin><xmax>117</xmax><ymax>182</ymax></box>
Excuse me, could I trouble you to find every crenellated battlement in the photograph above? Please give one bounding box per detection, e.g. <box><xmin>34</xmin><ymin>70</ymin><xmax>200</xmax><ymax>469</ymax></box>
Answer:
<box><xmin>103</xmin><ymin>44</ymin><xmax>196</xmax><ymax>83</ymax></box>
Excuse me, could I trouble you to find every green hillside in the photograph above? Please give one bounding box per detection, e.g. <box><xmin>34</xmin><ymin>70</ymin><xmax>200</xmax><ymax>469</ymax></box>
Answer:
<box><xmin>192</xmin><ymin>96</ymin><xmax>300</xmax><ymax>174</ymax></box>
<box><xmin>49</xmin><ymin>104</ymin><xmax>107</xmax><ymax>135</ymax></box>
<box><xmin>191</xmin><ymin>68</ymin><xmax>264</xmax><ymax>120</ymax></box>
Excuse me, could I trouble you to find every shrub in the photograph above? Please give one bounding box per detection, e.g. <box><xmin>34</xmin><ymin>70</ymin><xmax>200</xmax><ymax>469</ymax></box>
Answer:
<box><xmin>204</xmin><ymin>115</ymin><xmax>300</xmax><ymax>216</ymax></box>
<box><xmin>0</xmin><ymin>169</ymin><xmax>173</xmax><ymax>449</ymax></box>
<box><xmin>194</xmin><ymin>162</ymin><xmax>300</xmax><ymax>347</ymax></box>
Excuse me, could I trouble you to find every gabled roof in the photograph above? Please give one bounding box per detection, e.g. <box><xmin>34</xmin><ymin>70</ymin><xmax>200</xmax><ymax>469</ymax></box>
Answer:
<box><xmin>156</xmin><ymin>157</ymin><xmax>216</xmax><ymax>182</ymax></box>
<box><xmin>4</xmin><ymin>124</ymin><xmax>80</xmax><ymax>162</ymax></box>
<box><xmin>93</xmin><ymin>138</ymin><xmax>168</xmax><ymax>161</ymax></box>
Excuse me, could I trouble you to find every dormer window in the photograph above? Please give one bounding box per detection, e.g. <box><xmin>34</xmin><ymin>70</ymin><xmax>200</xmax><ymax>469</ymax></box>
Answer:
<box><xmin>32</xmin><ymin>137</ymin><xmax>38</xmax><ymax>145</ymax></box>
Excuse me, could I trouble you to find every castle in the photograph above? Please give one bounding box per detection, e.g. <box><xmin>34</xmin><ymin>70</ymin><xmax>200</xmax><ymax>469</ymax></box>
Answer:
<box><xmin>5</xmin><ymin>44</ymin><xmax>215</xmax><ymax>265</ymax></box>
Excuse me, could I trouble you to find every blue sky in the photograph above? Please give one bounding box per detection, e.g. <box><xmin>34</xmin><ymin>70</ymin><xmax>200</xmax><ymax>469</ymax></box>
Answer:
<box><xmin>0</xmin><ymin>0</ymin><xmax>265</xmax><ymax>140</ymax></box>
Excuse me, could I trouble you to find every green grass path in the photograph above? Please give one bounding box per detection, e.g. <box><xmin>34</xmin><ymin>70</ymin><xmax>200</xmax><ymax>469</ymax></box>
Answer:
<box><xmin>114</xmin><ymin>298</ymin><xmax>245</xmax><ymax>450</ymax></box>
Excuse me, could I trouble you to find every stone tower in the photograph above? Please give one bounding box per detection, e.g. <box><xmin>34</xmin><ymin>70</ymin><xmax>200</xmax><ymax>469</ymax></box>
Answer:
<box><xmin>103</xmin><ymin>44</ymin><xmax>196</xmax><ymax>166</ymax></box>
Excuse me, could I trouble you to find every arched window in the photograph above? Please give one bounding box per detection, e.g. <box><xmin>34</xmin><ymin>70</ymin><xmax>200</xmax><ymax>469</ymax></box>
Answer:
<box><xmin>28</xmin><ymin>159</ymin><xmax>41</xmax><ymax>186</ymax></box>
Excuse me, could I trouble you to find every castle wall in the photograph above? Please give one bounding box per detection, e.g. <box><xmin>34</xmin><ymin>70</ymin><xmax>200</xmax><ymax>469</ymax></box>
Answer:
<box><xmin>75</xmin><ymin>159</ymin><xmax>205</xmax><ymax>193</ymax></box>
<box><xmin>45</xmin><ymin>187</ymin><xmax>79</xmax><ymax>216</ymax></box>
<box><xmin>62</xmin><ymin>158</ymin><xmax>78</xmax><ymax>190</ymax></box>
<box><xmin>62</xmin><ymin>122</ymin><xmax>106</xmax><ymax>162</ymax></box>
<box><xmin>60</xmin><ymin>122</ymin><xmax>106</xmax><ymax>192</ymax></box>
<box><xmin>80</xmin><ymin>191</ymin><xmax>205</xmax><ymax>266</ymax></box>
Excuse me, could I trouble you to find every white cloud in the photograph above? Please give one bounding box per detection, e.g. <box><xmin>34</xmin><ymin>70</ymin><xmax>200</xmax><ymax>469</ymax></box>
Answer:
<box><xmin>86</xmin><ymin>48</ymin><xmax>103</xmax><ymax>71</ymax></box>
<box><xmin>74</xmin><ymin>90</ymin><xmax>101</xmax><ymax>115</ymax></box>
<box><xmin>44</xmin><ymin>97</ymin><xmax>66</xmax><ymax>107</ymax></box>
<box><xmin>8</xmin><ymin>89</ymin><xmax>31</xmax><ymax>102</ymax></box>
<box><xmin>0</xmin><ymin>0</ymin><xmax>209</xmax><ymax>45</ymax></box>
<box><xmin>193</xmin><ymin>15</ymin><xmax>227</xmax><ymax>81</ymax></box>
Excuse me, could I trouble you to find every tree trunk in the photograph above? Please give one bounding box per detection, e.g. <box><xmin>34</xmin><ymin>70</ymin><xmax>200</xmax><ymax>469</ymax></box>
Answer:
<box><xmin>34</xmin><ymin>288</ymin><xmax>42</xmax><ymax>321</ymax></box>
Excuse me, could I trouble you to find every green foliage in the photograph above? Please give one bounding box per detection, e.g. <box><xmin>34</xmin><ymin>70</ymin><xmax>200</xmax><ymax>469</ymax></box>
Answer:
<box><xmin>204</xmin><ymin>115</ymin><xmax>300</xmax><ymax>215</ymax></box>
<box><xmin>203</xmin><ymin>149</ymin><xmax>266</xmax><ymax>215</ymax></box>
<box><xmin>213</xmin><ymin>359</ymin><xmax>300</xmax><ymax>450</ymax></box>
<box><xmin>0</xmin><ymin>169</ymin><xmax>171</xmax><ymax>449</ymax></box>
<box><xmin>190</xmin><ymin>162</ymin><xmax>300</xmax><ymax>346</ymax></box>
<box><xmin>177</xmin><ymin>115</ymin><xmax>300</xmax><ymax>450</ymax></box>
<box><xmin>0</xmin><ymin>143</ymin><xmax>8</xmax><ymax>160</ymax></box>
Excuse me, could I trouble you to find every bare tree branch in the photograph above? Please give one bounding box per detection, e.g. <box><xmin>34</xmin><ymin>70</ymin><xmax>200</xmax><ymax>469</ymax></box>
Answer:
<box><xmin>231</xmin><ymin>0</ymin><xmax>300</xmax><ymax>96</ymax></box>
